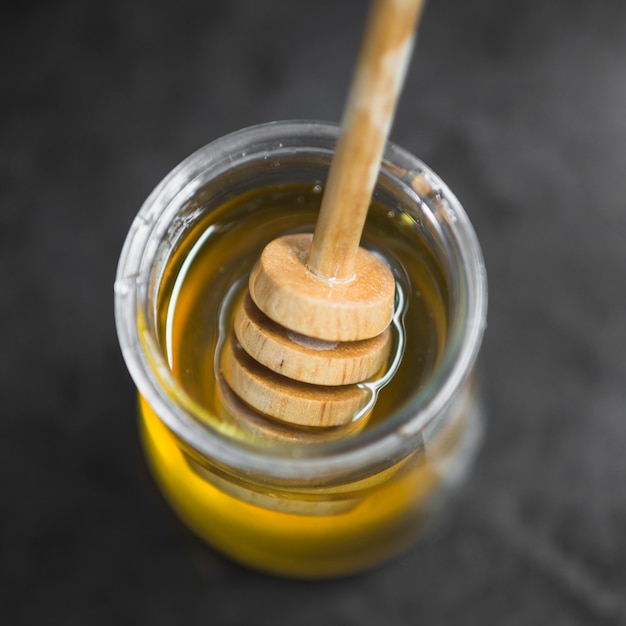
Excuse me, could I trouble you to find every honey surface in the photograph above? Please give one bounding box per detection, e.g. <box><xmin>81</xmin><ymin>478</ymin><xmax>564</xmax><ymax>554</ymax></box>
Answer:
<box><xmin>157</xmin><ymin>182</ymin><xmax>448</xmax><ymax>437</ymax></box>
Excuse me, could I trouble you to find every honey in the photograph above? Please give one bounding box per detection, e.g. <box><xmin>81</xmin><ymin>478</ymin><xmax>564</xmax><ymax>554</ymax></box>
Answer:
<box><xmin>140</xmin><ymin>396</ymin><xmax>446</xmax><ymax>577</ymax></box>
<box><xmin>139</xmin><ymin>183</ymin><xmax>475</xmax><ymax>577</ymax></box>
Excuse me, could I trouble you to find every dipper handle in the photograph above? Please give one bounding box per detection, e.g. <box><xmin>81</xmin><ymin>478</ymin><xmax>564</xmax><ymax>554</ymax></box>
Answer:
<box><xmin>308</xmin><ymin>0</ymin><xmax>426</xmax><ymax>281</ymax></box>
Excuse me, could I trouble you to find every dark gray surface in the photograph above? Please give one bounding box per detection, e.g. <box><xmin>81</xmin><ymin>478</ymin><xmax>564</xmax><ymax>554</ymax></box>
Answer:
<box><xmin>3</xmin><ymin>0</ymin><xmax>626</xmax><ymax>624</ymax></box>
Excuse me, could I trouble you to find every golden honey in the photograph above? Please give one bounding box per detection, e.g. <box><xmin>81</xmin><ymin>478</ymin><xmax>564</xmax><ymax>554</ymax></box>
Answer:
<box><xmin>139</xmin><ymin>183</ymin><xmax>475</xmax><ymax>577</ymax></box>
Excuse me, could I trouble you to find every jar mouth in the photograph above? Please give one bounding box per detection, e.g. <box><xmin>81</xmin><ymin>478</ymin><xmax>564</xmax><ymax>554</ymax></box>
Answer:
<box><xmin>114</xmin><ymin>120</ymin><xmax>487</xmax><ymax>482</ymax></box>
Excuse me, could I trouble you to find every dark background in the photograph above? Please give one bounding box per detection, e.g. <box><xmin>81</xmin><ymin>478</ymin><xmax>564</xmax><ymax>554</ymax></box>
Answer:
<box><xmin>3</xmin><ymin>0</ymin><xmax>626</xmax><ymax>624</ymax></box>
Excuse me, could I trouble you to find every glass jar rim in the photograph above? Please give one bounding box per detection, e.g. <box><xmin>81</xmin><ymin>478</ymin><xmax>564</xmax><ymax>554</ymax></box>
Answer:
<box><xmin>114</xmin><ymin>120</ymin><xmax>487</xmax><ymax>482</ymax></box>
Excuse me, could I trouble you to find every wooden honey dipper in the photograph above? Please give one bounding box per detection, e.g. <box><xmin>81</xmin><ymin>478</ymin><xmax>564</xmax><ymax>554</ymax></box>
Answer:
<box><xmin>220</xmin><ymin>0</ymin><xmax>425</xmax><ymax>431</ymax></box>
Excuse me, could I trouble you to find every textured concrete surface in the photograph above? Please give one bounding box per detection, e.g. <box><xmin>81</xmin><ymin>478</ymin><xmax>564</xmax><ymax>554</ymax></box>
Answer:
<box><xmin>3</xmin><ymin>1</ymin><xmax>626</xmax><ymax>624</ymax></box>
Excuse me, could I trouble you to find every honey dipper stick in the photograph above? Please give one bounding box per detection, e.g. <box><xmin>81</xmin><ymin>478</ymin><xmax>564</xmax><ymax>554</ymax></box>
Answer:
<box><xmin>222</xmin><ymin>0</ymin><xmax>425</xmax><ymax>427</ymax></box>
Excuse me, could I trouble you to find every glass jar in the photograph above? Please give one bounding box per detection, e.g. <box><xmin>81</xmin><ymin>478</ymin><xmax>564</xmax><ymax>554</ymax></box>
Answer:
<box><xmin>114</xmin><ymin>120</ymin><xmax>487</xmax><ymax>578</ymax></box>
